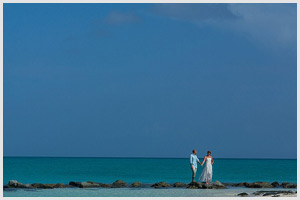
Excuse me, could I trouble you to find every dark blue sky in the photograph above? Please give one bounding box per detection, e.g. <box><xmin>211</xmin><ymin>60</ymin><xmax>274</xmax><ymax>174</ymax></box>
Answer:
<box><xmin>4</xmin><ymin>3</ymin><xmax>297</xmax><ymax>158</ymax></box>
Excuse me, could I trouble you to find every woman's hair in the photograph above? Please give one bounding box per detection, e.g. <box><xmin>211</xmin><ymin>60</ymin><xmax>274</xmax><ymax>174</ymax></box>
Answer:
<box><xmin>207</xmin><ymin>151</ymin><xmax>211</xmax><ymax>154</ymax></box>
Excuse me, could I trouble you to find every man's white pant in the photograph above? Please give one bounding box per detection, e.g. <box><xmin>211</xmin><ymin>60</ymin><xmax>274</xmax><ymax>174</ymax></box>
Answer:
<box><xmin>192</xmin><ymin>166</ymin><xmax>197</xmax><ymax>178</ymax></box>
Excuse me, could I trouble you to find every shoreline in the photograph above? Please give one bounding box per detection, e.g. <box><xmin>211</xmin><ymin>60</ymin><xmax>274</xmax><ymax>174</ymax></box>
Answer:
<box><xmin>4</xmin><ymin>180</ymin><xmax>297</xmax><ymax>197</ymax></box>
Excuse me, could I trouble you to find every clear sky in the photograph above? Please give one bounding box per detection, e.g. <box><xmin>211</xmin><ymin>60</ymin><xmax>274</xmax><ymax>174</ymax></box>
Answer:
<box><xmin>4</xmin><ymin>3</ymin><xmax>297</xmax><ymax>158</ymax></box>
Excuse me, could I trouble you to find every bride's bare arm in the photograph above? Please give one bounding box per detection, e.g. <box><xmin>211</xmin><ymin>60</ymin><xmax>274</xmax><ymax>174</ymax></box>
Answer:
<box><xmin>211</xmin><ymin>157</ymin><xmax>214</xmax><ymax>165</ymax></box>
<box><xmin>201</xmin><ymin>156</ymin><xmax>206</xmax><ymax>166</ymax></box>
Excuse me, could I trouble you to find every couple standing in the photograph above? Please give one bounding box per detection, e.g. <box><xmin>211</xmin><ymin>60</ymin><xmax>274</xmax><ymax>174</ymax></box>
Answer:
<box><xmin>190</xmin><ymin>149</ymin><xmax>214</xmax><ymax>184</ymax></box>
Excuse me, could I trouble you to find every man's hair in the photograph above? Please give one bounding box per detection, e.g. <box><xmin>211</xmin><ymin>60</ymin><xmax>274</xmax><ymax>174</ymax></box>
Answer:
<box><xmin>192</xmin><ymin>149</ymin><xmax>196</xmax><ymax>153</ymax></box>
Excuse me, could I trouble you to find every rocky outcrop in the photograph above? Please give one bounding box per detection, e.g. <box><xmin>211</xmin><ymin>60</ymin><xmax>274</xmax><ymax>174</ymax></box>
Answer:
<box><xmin>248</xmin><ymin>182</ymin><xmax>273</xmax><ymax>188</ymax></box>
<box><xmin>80</xmin><ymin>182</ymin><xmax>100</xmax><ymax>188</ymax></box>
<box><xmin>131</xmin><ymin>181</ymin><xmax>142</xmax><ymax>187</ymax></box>
<box><xmin>54</xmin><ymin>183</ymin><xmax>66</xmax><ymax>188</ymax></box>
<box><xmin>253</xmin><ymin>190</ymin><xmax>295</xmax><ymax>197</ymax></box>
<box><xmin>202</xmin><ymin>183</ymin><xmax>213</xmax><ymax>189</ymax></box>
<box><xmin>24</xmin><ymin>184</ymin><xmax>32</xmax><ymax>188</ymax></box>
<box><xmin>187</xmin><ymin>182</ymin><xmax>203</xmax><ymax>189</ymax></box>
<box><xmin>100</xmin><ymin>183</ymin><xmax>112</xmax><ymax>188</ymax></box>
<box><xmin>4</xmin><ymin>180</ymin><xmax>297</xmax><ymax>191</ymax></box>
<box><xmin>151</xmin><ymin>182</ymin><xmax>171</xmax><ymax>188</ymax></box>
<box><xmin>31</xmin><ymin>183</ymin><xmax>54</xmax><ymax>189</ymax></box>
<box><xmin>69</xmin><ymin>181</ymin><xmax>112</xmax><ymax>188</ymax></box>
<box><xmin>233</xmin><ymin>181</ymin><xmax>296</xmax><ymax>189</ymax></box>
<box><xmin>173</xmin><ymin>182</ymin><xmax>187</xmax><ymax>187</ymax></box>
<box><xmin>111</xmin><ymin>180</ymin><xmax>127</xmax><ymax>188</ymax></box>
<box><xmin>187</xmin><ymin>181</ymin><xmax>225</xmax><ymax>189</ymax></box>
<box><xmin>233</xmin><ymin>182</ymin><xmax>247</xmax><ymax>187</ymax></box>
<box><xmin>69</xmin><ymin>181</ymin><xmax>82</xmax><ymax>187</ymax></box>
<box><xmin>8</xmin><ymin>180</ymin><xmax>23</xmax><ymax>188</ymax></box>
<box><xmin>282</xmin><ymin>182</ymin><xmax>297</xmax><ymax>188</ymax></box>
<box><xmin>237</xmin><ymin>192</ymin><xmax>248</xmax><ymax>197</ymax></box>
<box><xmin>234</xmin><ymin>182</ymin><xmax>275</xmax><ymax>188</ymax></box>
<box><xmin>211</xmin><ymin>181</ymin><xmax>226</xmax><ymax>189</ymax></box>
<box><xmin>271</xmin><ymin>182</ymin><xmax>280</xmax><ymax>187</ymax></box>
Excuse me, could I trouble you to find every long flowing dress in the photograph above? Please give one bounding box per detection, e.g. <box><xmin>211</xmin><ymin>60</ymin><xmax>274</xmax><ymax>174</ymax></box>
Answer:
<box><xmin>199</xmin><ymin>157</ymin><xmax>213</xmax><ymax>182</ymax></box>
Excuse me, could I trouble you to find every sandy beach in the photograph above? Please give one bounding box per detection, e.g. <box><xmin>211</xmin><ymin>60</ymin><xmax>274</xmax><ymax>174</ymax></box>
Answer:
<box><xmin>4</xmin><ymin>186</ymin><xmax>297</xmax><ymax>197</ymax></box>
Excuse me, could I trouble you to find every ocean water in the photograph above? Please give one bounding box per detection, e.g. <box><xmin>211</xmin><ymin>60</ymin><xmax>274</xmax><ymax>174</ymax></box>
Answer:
<box><xmin>4</xmin><ymin>157</ymin><xmax>297</xmax><ymax>185</ymax></box>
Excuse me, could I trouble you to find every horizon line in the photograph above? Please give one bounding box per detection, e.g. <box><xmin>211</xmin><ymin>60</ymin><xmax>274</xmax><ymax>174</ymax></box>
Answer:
<box><xmin>3</xmin><ymin>156</ymin><xmax>297</xmax><ymax>160</ymax></box>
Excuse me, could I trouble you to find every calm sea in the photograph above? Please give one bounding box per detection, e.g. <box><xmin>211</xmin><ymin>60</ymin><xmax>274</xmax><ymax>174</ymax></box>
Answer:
<box><xmin>3</xmin><ymin>157</ymin><xmax>297</xmax><ymax>185</ymax></box>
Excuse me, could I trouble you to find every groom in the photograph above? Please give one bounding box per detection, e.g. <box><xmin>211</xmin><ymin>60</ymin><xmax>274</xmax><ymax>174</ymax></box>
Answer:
<box><xmin>190</xmin><ymin>149</ymin><xmax>201</xmax><ymax>182</ymax></box>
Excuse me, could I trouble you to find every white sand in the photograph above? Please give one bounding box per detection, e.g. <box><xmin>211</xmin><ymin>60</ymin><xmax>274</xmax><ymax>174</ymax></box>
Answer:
<box><xmin>3</xmin><ymin>187</ymin><xmax>297</xmax><ymax>197</ymax></box>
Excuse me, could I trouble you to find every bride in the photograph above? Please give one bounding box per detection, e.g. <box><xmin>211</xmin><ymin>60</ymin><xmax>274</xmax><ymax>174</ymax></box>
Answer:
<box><xmin>199</xmin><ymin>151</ymin><xmax>214</xmax><ymax>184</ymax></box>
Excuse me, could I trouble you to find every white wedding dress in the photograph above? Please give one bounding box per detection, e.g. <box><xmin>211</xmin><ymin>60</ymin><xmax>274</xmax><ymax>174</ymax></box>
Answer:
<box><xmin>199</xmin><ymin>157</ymin><xmax>213</xmax><ymax>182</ymax></box>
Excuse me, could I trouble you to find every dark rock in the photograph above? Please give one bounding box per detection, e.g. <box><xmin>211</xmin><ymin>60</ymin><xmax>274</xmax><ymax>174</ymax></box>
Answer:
<box><xmin>245</xmin><ymin>182</ymin><xmax>273</xmax><ymax>188</ymax></box>
<box><xmin>234</xmin><ymin>182</ymin><xmax>276</xmax><ymax>188</ymax></box>
<box><xmin>193</xmin><ymin>181</ymin><xmax>226</xmax><ymax>189</ymax></box>
<box><xmin>131</xmin><ymin>181</ymin><xmax>142</xmax><ymax>187</ymax></box>
<box><xmin>282</xmin><ymin>182</ymin><xmax>297</xmax><ymax>188</ymax></box>
<box><xmin>281</xmin><ymin>182</ymin><xmax>288</xmax><ymax>188</ymax></box>
<box><xmin>69</xmin><ymin>181</ymin><xmax>82</xmax><ymax>187</ymax></box>
<box><xmin>44</xmin><ymin>184</ymin><xmax>56</xmax><ymax>188</ymax></box>
<box><xmin>85</xmin><ymin>181</ymin><xmax>101</xmax><ymax>188</ymax></box>
<box><xmin>86</xmin><ymin>181</ymin><xmax>110</xmax><ymax>188</ymax></box>
<box><xmin>31</xmin><ymin>183</ymin><xmax>43</xmax><ymax>188</ymax></box>
<box><xmin>238</xmin><ymin>192</ymin><xmax>248</xmax><ymax>197</ymax></box>
<box><xmin>111</xmin><ymin>180</ymin><xmax>127</xmax><ymax>188</ymax></box>
<box><xmin>187</xmin><ymin>182</ymin><xmax>203</xmax><ymax>189</ymax></box>
<box><xmin>41</xmin><ymin>184</ymin><xmax>54</xmax><ymax>189</ymax></box>
<box><xmin>271</xmin><ymin>182</ymin><xmax>280</xmax><ymax>187</ymax></box>
<box><xmin>87</xmin><ymin>181</ymin><xmax>95</xmax><ymax>183</ymax></box>
<box><xmin>233</xmin><ymin>182</ymin><xmax>246</xmax><ymax>187</ymax></box>
<box><xmin>99</xmin><ymin>183</ymin><xmax>112</xmax><ymax>188</ymax></box>
<box><xmin>263</xmin><ymin>193</ymin><xmax>273</xmax><ymax>196</ymax></box>
<box><xmin>54</xmin><ymin>183</ymin><xmax>66</xmax><ymax>188</ymax></box>
<box><xmin>79</xmin><ymin>182</ymin><xmax>100</xmax><ymax>188</ymax></box>
<box><xmin>211</xmin><ymin>181</ymin><xmax>226</xmax><ymax>189</ymax></box>
<box><xmin>151</xmin><ymin>181</ymin><xmax>171</xmax><ymax>188</ymax></box>
<box><xmin>31</xmin><ymin>183</ymin><xmax>53</xmax><ymax>189</ymax></box>
<box><xmin>253</xmin><ymin>190</ymin><xmax>295</xmax><ymax>196</ymax></box>
<box><xmin>202</xmin><ymin>183</ymin><xmax>213</xmax><ymax>189</ymax></box>
<box><xmin>244</xmin><ymin>182</ymin><xmax>255</xmax><ymax>188</ymax></box>
<box><xmin>173</xmin><ymin>182</ymin><xmax>187</xmax><ymax>187</ymax></box>
<box><xmin>272</xmin><ymin>194</ymin><xmax>280</xmax><ymax>197</ymax></box>
<box><xmin>286</xmin><ymin>183</ymin><xmax>297</xmax><ymax>188</ymax></box>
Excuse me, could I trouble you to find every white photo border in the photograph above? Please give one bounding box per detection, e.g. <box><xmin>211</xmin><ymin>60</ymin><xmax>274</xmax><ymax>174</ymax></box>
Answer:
<box><xmin>0</xmin><ymin>0</ymin><xmax>298</xmax><ymax>199</ymax></box>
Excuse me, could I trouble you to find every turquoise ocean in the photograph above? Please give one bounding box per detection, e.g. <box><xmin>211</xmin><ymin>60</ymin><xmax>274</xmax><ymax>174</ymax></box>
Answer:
<box><xmin>4</xmin><ymin>157</ymin><xmax>296</xmax><ymax>184</ymax></box>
